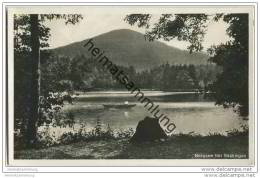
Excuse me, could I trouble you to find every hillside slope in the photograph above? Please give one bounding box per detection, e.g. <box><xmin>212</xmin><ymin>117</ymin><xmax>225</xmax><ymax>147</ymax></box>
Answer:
<box><xmin>52</xmin><ymin>29</ymin><xmax>209</xmax><ymax>70</ymax></box>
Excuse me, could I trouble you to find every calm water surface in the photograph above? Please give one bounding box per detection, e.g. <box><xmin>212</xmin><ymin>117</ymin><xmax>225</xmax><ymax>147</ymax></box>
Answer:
<box><xmin>59</xmin><ymin>91</ymin><xmax>248</xmax><ymax>136</ymax></box>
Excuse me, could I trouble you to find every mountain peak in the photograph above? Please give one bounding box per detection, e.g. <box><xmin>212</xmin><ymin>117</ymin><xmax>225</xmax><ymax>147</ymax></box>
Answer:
<box><xmin>52</xmin><ymin>29</ymin><xmax>209</xmax><ymax>70</ymax></box>
<box><xmin>99</xmin><ymin>29</ymin><xmax>145</xmax><ymax>36</ymax></box>
<box><xmin>93</xmin><ymin>28</ymin><xmax>147</xmax><ymax>41</ymax></box>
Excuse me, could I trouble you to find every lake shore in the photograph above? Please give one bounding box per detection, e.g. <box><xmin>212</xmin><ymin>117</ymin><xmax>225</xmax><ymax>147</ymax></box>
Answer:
<box><xmin>14</xmin><ymin>133</ymin><xmax>248</xmax><ymax>159</ymax></box>
<box><xmin>61</xmin><ymin>91</ymin><xmax>247</xmax><ymax>136</ymax></box>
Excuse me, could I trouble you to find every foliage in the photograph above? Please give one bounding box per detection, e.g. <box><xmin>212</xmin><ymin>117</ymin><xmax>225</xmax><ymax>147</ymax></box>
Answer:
<box><xmin>208</xmin><ymin>14</ymin><xmax>249</xmax><ymax>116</ymax></box>
<box><xmin>14</xmin><ymin>14</ymin><xmax>83</xmax><ymax>50</ymax></box>
<box><xmin>125</xmin><ymin>13</ymin><xmax>249</xmax><ymax>116</ymax></box>
<box><xmin>135</xmin><ymin>63</ymin><xmax>220</xmax><ymax>90</ymax></box>
<box><xmin>42</xmin><ymin>54</ymin><xmax>220</xmax><ymax>91</ymax></box>
<box><xmin>226</xmin><ymin>125</ymin><xmax>248</xmax><ymax>137</ymax></box>
<box><xmin>125</xmin><ymin>14</ymin><xmax>209</xmax><ymax>53</ymax></box>
<box><xmin>14</xmin><ymin>14</ymin><xmax>83</xmax><ymax>146</ymax></box>
<box><xmin>39</xmin><ymin>94</ymin><xmax>75</xmax><ymax>127</ymax></box>
<box><xmin>15</xmin><ymin>130</ymin><xmax>249</xmax><ymax>159</ymax></box>
<box><xmin>14</xmin><ymin>124</ymin><xmax>248</xmax><ymax>160</ymax></box>
<box><xmin>14</xmin><ymin>120</ymin><xmax>135</xmax><ymax>149</ymax></box>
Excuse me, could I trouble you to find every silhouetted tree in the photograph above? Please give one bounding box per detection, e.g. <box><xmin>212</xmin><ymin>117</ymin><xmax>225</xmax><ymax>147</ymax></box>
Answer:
<box><xmin>125</xmin><ymin>13</ymin><xmax>249</xmax><ymax>116</ymax></box>
<box><xmin>14</xmin><ymin>14</ymin><xmax>83</xmax><ymax>146</ymax></box>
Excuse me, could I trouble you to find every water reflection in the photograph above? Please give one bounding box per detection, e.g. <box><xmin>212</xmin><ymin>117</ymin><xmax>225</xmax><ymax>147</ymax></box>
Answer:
<box><xmin>63</xmin><ymin>91</ymin><xmax>248</xmax><ymax>136</ymax></box>
<box><xmin>124</xmin><ymin>111</ymin><xmax>129</xmax><ymax>118</ymax></box>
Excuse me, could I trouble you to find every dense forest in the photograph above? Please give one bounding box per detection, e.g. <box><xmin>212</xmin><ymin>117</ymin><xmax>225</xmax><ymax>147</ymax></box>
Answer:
<box><xmin>41</xmin><ymin>54</ymin><xmax>221</xmax><ymax>92</ymax></box>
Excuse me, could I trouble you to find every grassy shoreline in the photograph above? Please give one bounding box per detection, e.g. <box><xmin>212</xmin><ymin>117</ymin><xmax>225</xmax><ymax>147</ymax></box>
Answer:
<box><xmin>14</xmin><ymin>132</ymin><xmax>248</xmax><ymax>159</ymax></box>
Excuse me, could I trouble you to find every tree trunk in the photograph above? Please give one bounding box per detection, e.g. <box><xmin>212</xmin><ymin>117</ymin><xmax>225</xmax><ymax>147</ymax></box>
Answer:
<box><xmin>27</xmin><ymin>14</ymin><xmax>40</xmax><ymax>145</ymax></box>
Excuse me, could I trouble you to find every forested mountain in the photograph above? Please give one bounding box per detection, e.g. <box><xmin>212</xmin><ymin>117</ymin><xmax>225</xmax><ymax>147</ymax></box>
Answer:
<box><xmin>46</xmin><ymin>29</ymin><xmax>218</xmax><ymax>92</ymax></box>
<box><xmin>41</xmin><ymin>54</ymin><xmax>221</xmax><ymax>92</ymax></box>
<box><xmin>52</xmin><ymin>29</ymin><xmax>209</xmax><ymax>71</ymax></box>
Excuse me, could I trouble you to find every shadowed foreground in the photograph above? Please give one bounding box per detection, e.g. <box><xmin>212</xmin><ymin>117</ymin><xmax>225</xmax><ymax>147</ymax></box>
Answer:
<box><xmin>15</xmin><ymin>134</ymin><xmax>248</xmax><ymax>159</ymax></box>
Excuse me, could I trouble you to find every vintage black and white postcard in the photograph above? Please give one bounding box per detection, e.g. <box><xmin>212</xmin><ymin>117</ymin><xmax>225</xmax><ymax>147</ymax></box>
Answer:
<box><xmin>3</xmin><ymin>3</ymin><xmax>256</xmax><ymax>169</ymax></box>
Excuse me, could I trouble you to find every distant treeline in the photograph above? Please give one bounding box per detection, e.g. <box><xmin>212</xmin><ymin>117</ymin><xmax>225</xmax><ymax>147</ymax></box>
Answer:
<box><xmin>41</xmin><ymin>54</ymin><xmax>221</xmax><ymax>93</ymax></box>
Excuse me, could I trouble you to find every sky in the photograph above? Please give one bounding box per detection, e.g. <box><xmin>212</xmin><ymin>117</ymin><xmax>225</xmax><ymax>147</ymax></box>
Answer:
<box><xmin>44</xmin><ymin>14</ymin><xmax>231</xmax><ymax>51</ymax></box>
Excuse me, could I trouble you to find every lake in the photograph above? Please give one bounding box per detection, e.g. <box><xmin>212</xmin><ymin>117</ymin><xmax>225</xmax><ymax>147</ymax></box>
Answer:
<box><xmin>58</xmin><ymin>91</ymin><xmax>248</xmax><ymax>136</ymax></box>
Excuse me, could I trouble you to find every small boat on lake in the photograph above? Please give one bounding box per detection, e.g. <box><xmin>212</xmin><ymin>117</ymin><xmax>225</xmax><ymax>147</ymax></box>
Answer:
<box><xmin>103</xmin><ymin>101</ymin><xmax>136</xmax><ymax>109</ymax></box>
